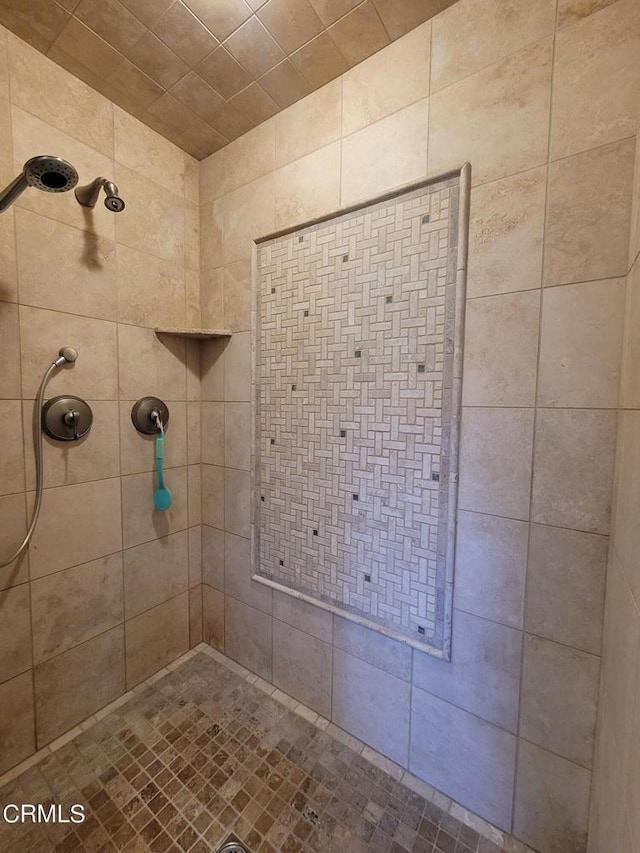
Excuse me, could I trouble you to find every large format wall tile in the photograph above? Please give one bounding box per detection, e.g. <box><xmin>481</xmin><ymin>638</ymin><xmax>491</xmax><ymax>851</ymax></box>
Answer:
<box><xmin>0</xmin><ymin>494</ymin><xmax>28</xmax><ymax>591</ymax></box>
<box><xmin>274</xmin><ymin>79</ymin><xmax>341</xmax><ymax>167</ymax></box>
<box><xmin>202</xmin><ymin>584</ymin><xmax>224</xmax><ymax>650</ymax></box>
<box><xmin>123</xmin><ymin>531</ymin><xmax>189</xmax><ymax>619</ymax></box>
<box><xmin>273</xmin><ymin>619</ymin><xmax>332</xmax><ymax>716</ymax></box>
<box><xmin>202</xmin><ymin>524</ymin><xmax>225</xmax><ymax>590</ymax></box>
<box><xmin>0</xmin><ymin>583</ymin><xmax>31</xmax><ymax>682</ymax></box>
<box><xmin>114</xmin><ymin>106</ymin><xmax>186</xmax><ymax>198</ymax></box>
<box><xmin>125</xmin><ymin>592</ymin><xmax>189</xmax><ymax>688</ymax></box>
<box><xmin>333</xmin><ymin>616</ymin><xmax>411</xmax><ymax>681</ymax></box>
<box><xmin>224</xmin><ymin>596</ymin><xmax>272</xmax><ymax>679</ymax></box>
<box><xmin>225</xmin><ymin>532</ymin><xmax>272</xmax><ymax>614</ymax></box>
<box><xmin>410</xmin><ymin>687</ymin><xmax>516</xmax><ymax>830</ymax></box>
<box><xmin>272</xmin><ymin>590</ymin><xmax>332</xmax><ymax>643</ymax></box>
<box><xmin>117</xmin><ymin>324</ymin><xmax>187</xmax><ymax>401</ymax></box>
<box><xmin>121</xmin><ymin>467</ymin><xmax>188</xmax><ymax>549</ymax></box>
<box><xmin>116</xmin><ymin>245</ymin><xmax>186</xmax><ymax>329</ymax></box>
<box><xmin>0</xmin><ymin>672</ymin><xmax>34</xmax><ymax>775</ymax></box>
<box><xmin>0</xmin><ymin>400</ymin><xmax>25</xmax><ymax>496</ymax></box>
<box><xmin>274</xmin><ymin>141</ymin><xmax>341</xmax><ymax>229</ymax></box>
<box><xmin>0</xmin><ymin>303</ymin><xmax>20</xmax><ymax>398</ymax></box>
<box><xmin>611</xmin><ymin>412</ymin><xmax>640</xmax><ymax>602</ymax></box>
<box><xmin>621</xmin><ymin>262</ymin><xmax>640</xmax><ymax>410</ymax></box>
<box><xmin>119</xmin><ymin>400</ymin><xmax>187</xmax><ymax>475</ymax></box>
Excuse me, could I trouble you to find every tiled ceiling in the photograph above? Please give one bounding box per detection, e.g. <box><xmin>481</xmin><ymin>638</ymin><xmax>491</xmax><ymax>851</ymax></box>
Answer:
<box><xmin>0</xmin><ymin>0</ymin><xmax>454</xmax><ymax>159</ymax></box>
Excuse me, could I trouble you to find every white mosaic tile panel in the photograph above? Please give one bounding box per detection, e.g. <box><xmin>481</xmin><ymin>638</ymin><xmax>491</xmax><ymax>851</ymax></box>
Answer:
<box><xmin>255</xmin><ymin>176</ymin><xmax>464</xmax><ymax>657</ymax></box>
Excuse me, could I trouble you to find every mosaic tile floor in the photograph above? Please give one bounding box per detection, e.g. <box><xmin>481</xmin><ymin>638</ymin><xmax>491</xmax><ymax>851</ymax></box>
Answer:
<box><xmin>0</xmin><ymin>651</ymin><xmax>524</xmax><ymax>853</ymax></box>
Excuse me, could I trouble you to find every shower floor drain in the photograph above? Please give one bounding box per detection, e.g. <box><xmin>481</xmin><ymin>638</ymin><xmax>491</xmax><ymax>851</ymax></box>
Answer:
<box><xmin>216</xmin><ymin>834</ymin><xmax>253</xmax><ymax>853</ymax></box>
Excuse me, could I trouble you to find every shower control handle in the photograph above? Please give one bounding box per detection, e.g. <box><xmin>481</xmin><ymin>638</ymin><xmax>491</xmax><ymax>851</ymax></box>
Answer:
<box><xmin>43</xmin><ymin>396</ymin><xmax>93</xmax><ymax>441</ymax></box>
<box><xmin>131</xmin><ymin>397</ymin><xmax>170</xmax><ymax>435</ymax></box>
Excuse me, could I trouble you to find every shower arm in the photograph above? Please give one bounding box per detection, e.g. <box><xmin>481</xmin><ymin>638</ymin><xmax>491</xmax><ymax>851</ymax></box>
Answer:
<box><xmin>75</xmin><ymin>177</ymin><xmax>125</xmax><ymax>212</ymax></box>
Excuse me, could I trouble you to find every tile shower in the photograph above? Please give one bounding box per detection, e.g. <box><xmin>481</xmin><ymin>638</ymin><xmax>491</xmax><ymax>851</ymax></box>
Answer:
<box><xmin>0</xmin><ymin>2</ymin><xmax>638</xmax><ymax>853</ymax></box>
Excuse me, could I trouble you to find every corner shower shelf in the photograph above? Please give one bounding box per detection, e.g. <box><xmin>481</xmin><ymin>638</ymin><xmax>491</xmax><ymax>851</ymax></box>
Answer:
<box><xmin>155</xmin><ymin>328</ymin><xmax>232</xmax><ymax>339</ymax></box>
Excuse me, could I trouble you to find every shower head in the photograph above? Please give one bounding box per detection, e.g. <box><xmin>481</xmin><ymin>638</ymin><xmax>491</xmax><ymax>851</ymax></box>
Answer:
<box><xmin>0</xmin><ymin>156</ymin><xmax>79</xmax><ymax>212</ymax></box>
<box><xmin>75</xmin><ymin>177</ymin><xmax>125</xmax><ymax>213</ymax></box>
<box><xmin>53</xmin><ymin>347</ymin><xmax>78</xmax><ymax>368</ymax></box>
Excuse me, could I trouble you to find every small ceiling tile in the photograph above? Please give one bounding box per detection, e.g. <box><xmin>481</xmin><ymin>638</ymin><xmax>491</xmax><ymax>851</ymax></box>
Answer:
<box><xmin>306</xmin><ymin>0</ymin><xmax>363</xmax><ymax>27</ymax></box>
<box><xmin>53</xmin><ymin>16</ymin><xmax>122</xmax><ymax>78</ymax></box>
<box><xmin>0</xmin><ymin>0</ymin><xmax>70</xmax><ymax>45</ymax></box>
<box><xmin>170</xmin><ymin>71</ymin><xmax>225</xmax><ymax>124</ymax></box>
<box><xmin>224</xmin><ymin>16</ymin><xmax>285</xmax><ymax>78</ymax></box>
<box><xmin>184</xmin><ymin>0</ymin><xmax>253</xmax><ymax>41</ymax></box>
<box><xmin>207</xmin><ymin>102</ymin><xmax>254</xmax><ymax>141</ymax></box>
<box><xmin>56</xmin><ymin>0</ymin><xmax>81</xmax><ymax>10</ymax></box>
<box><xmin>245</xmin><ymin>0</ymin><xmax>268</xmax><ymax>8</ymax></box>
<box><xmin>259</xmin><ymin>58</ymin><xmax>312</xmax><ymax>108</ymax></box>
<box><xmin>105</xmin><ymin>57</ymin><xmax>164</xmax><ymax>113</ymax></box>
<box><xmin>229</xmin><ymin>81</ymin><xmax>280</xmax><ymax>124</ymax></box>
<box><xmin>126</xmin><ymin>30</ymin><xmax>189</xmax><ymax>89</ymax></box>
<box><xmin>75</xmin><ymin>0</ymin><xmax>146</xmax><ymax>56</ymax></box>
<box><xmin>177</xmin><ymin>117</ymin><xmax>228</xmax><ymax>158</ymax></box>
<box><xmin>197</xmin><ymin>45</ymin><xmax>252</xmax><ymax>100</ymax></box>
<box><xmin>257</xmin><ymin>0</ymin><xmax>324</xmax><ymax>54</ymax></box>
<box><xmin>117</xmin><ymin>0</ymin><xmax>173</xmax><ymax>29</ymax></box>
<box><xmin>47</xmin><ymin>42</ymin><xmax>112</xmax><ymax>92</ymax></box>
<box><xmin>0</xmin><ymin>9</ymin><xmax>52</xmax><ymax>51</ymax></box>
<box><xmin>327</xmin><ymin>0</ymin><xmax>389</xmax><ymax>66</ymax></box>
<box><xmin>145</xmin><ymin>91</ymin><xmax>198</xmax><ymax>136</ymax></box>
<box><xmin>152</xmin><ymin>1</ymin><xmax>218</xmax><ymax>67</ymax></box>
<box><xmin>372</xmin><ymin>0</ymin><xmax>443</xmax><ymax>40</ymax></box>
<box><xmin>290</xmin><ymin>30</ymin><xmax>347</xmax><ymax>88</ymax></box>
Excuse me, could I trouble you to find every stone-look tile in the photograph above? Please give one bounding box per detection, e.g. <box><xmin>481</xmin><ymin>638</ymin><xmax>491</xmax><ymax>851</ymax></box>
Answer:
<box><xmin>200</xmin><ymin>198</ymin><xmax>224</xmax><ymax>272</ymax></box>
<box><xmin>24</xmin><ymin>400</ymin><xmax>119</xmax><ymax>490</ymax></box>
<box><xmin>222</xmin><ymin>173</ymin><xmax>275</xmax><ymax>263</ymax></box>
<box><xmin>612</xmin><ymin>412</ymin><xmax>640</xmax><ymax>603</ymax></box>
<box><xmin>202</xmin><ymin>465</ymin><xmax>225</xmax><ymax>529</ymax></box>
<box><xmin>201</xmin><ymin>267</ymin><xmax>224</xmax><ymax>328</ymax></box>
<box><xmin>462</xmin><ymin>290</ymin><xmax>540</xmax><ymax>407</ymax></box>
<box><xmin>275</xmin><ymin>141</ymin><xmax>341</xmax><ymax>229</ymax></box>
<box><xmin>537</xmin><ymin>279</ymin><xmax>626</xmax><ymax>408</ymax></box>
<box><xmin>341</xmin><ymin>100</ymin><xmax>428</xmax><ymax>207</ymax></box>
<box><xmin>0</xmin><ymin>494</ymin><xmax>29</xmax><ymax>591</ymax></box>
<box><xmin>121</xmin><ymin>467</ymin><xmax>188</xmax><ymax>549</ymax></box>
<box><xmin>454</xmin><ymin>511</ymin><xmax>528</xmax><ymax>629</ymax></box>
<box><xmin>225</xmin><ymin>467</ymin><xmax>251</xmax><ymax>538</ymax></box>
<box><xmin>31</xmin><ymin>554</ymin><xmax>123</xmax><ymax>665</ymax></box>
<box><xmin>0</xmin><ymin>212</ymin><xmax>17</xmax><ymax>306</ymax></box>
<box><xmin>341</xmin><ymin>22</ymin><xmax>430</xmax><ymax>137</ymax></box>
<box><xmin>202</xmin><ymin>524</ymin><xmax>225</xmax><ymax>590</ymax></box>
<box><xmin>29</xmin><ymin>478</ymin><xmax>122</xmax><ymax>579</ymax></box>
<box><xmin>0</xmin><ymin>583</ymin><xmax>31</xmax><ymax>682</ymax></box>
<box><xmin>201</xmin><ymin>402</ymin><xmax>225</xmax><ymax>465</ymax></box>
<box><xmin>188</xmin><ymin>525</ymin><xmax>202</xmax><ymax>587</ymax></box>
<box><xmin>225</xmin><ymin>532</ymin><xmax>272</xmax><ymax>613</ymax></box>
<box><xmin>189</xmin><ymin>583</ymin><xmax>203</xmax><ymax>647</ymax></box>
<box><xmin>115</xmin><ymin>164</ymin><xmax>185</xmax><ymax>265</ymax></box>
<box><xmin>118</xmin><ymin>324</ymin><xmax>186</xmax><ymax>401</ymax></box>
<box><xmin>123</xmin><ymin>530</ymin><xmax>189</xmax><ymax>620</ymax></box>
<box><xmin>557</xmin><ymin>0</ymin><xmax>618</xmax><ymax>28</ymax></box>
<box><xmin>225</xmin><ymin>596</ymin><xmax>272</xmax><ymax>679</ymax></box>
<box><xmin>114</xmin><ymin>106</ymin><xmax>185</xmax><ymax>197</ymax></box>
<box><xmin>202</xmin><ymin>584</ymin><xmax>225</xmax><ymax>650</ymax></box>
<box><xmin>19</xmin><ymin>306</ymin><xmax>118</xmax><ymax>400</ymax></box>
<box><xmin>16</xmin><ymin>209</ymin><xmax>117</xmax><ymax>321</ymax></box>
<box><xmin>186</xmin><ymin>340</ymin><xmax>201</xmax><ymax>403</ymax></box>
<box><xmin>274</xmin><ymin>79</ymin><xmax>341</xmax><ymax>167</ymax></box>
<box><xmin>116</xmin><ymin>245</ymin><xmax>185</xmax><ymax>329</ymax></box>
<box><xmin>630</xmin><ymin>136</ymin><xmax>640</xmax><ymax>268</ymax></box>
<box><xmin>187</xmin><ymin>402</ymin><xmax>201</xmax><ymax>466</ymax></box>
<box><xmin>333</xmin><ymin>615</ymin><xmax>411</xmax><ymax>680</ymax></box>
<box><xmin>125</xmin><ymin>592</ymin><xmax>189</xmax><ymax>688</ymax></box>
<box><xmin>225</xmin><ymin>404</ymin><xmax>251</xmax><ymax>470</ymax></box>
<box><xmin>258</xmin><ymin>0</ymin><xmax>323</xmax><ymax>54</ymax></box>
<box><xmin>544</xmin><ymin>138</ymin><xmax>635</xmax><ymax>286</ymax></box>
<box><xmin>222</xmin><ymin>120</ymin><xmax>275</xmax><ymax>195</ymax></box>
<box><xmin>551</xmin><ymin>0</ymin><xmax>640</xmax><ymax>160</ymax></box>
<box><xmin>201</xmin><ymin>339</ymin><xmax>226</xmax><ymax>402</ymax></box>
<box><xmin>521</xmin><ymin>634</ymin><xmax>600</xmax><ymax>769</ymax></box>
<box><xmin>224</xmin><ymin>331</ymin><xmax>251</xmax><ymax>402</ymax></box>
<box><xmin>332</xmin><ymin>648</ymin><xmax>410</xmax><ymax>765</ymax></box>
<box><xmin>526</xmin><ymin>524</ymin><xmax>607</xmax><ymax>656</ymax></box>
<box><xmin>531</xmin><ymin>409</ymin><xmax>617</xmax><ymax>534</ymax></box>
<box><xmin>35</xmin><ymin>626</ymin><xmax>124</xmax><ymax>746</ymax></box>
<box><xmin>225</xmin><ymin>16</ymin><xmax>285</xmax><ymax>79</ymax></box>
<box><xmin>0</xmin><ymin>400</ymin><xmax>24</xmax><ymax>496</ymax></box>
<box><xmin>429</xmin><ymin>39</ymin><xmax>552</xmax><ymax>187</ymax></box>
<box><xmin>414</xmin><ymin>610</ymin><xmax>522</xmax><ymax>732</ymax></box>
<box><xmin>273</xmin><ymin>620</ymin><xmax>332</xmax><ymax>716</ymax></box>
<box><xmin>230</xmin><ymin>81</ymin><xmax>280</xmax><ymax>127</ymax></box>
<box><xmin>224</xmin><ymin>259</ymin><xmax>251</xmax><ymax>332</ymax></box>
<box><xmin>8</xmin><ymin>33</ymin><xmax>113</xmax><ymax>158</ymax></box>
<box><xmin>200</xmin><ymin>150</ymin><xmax>224</xmax><ymax>204</ymax></box>
<box><xmin>290</xmin><ymin>31</ymin><xmax>348</xmax><ymax>89</ymax></box>
<box><xmin>430</xmin><ymin>0</ymin><xmax>555</xmax><ymax>92</ymax></box>
<box><xmin>326</xmin><ymin>0</ymin><xmax>389</xmax><ymax>66</ymax></box>
<box><xmin>458</xmin><ymin>407</ymin><xmax>534</xmax><ymax>521</ymax></box>
<box><xmin>514</xmin><ymin>740</ymin><xmax>591</xmax><ymax>853</ymax></box>
<box><xmin>0</xmin><ymin>672</ymin><xmax>34</xmax><ymax>775</ymax></box>
<box><xmin>467</xmin><ymin>167</ymin><xmax>546</xmax><ymax>298</ymax></box>
<box><xmin>410</xmin><ymin>686</ymin><xmax>516</xmax><ymax>830</ymax></box>
<box><xmin>627</xmin><ymin>657</ymin><xmax>640</xmax><ymax>853</ymax></box>
<box><xmin>119</xmin><ymin>400</ymin><xmax>187</xmax><ymax>476</ymax></box>
<box><xmin>620</xmin><ymin>262</ymin><xmax>640</xmax><ymax>410</ymax></box>
<box><xmin>272</xmin><ymin>590</ymin><xmax>332</xmax><ymax>642</ymax></box>
<box><xmin>188</xmin><ymin>463</ymin><xmax>201</xmax><ymax>526</ymax></box>
<box><xmin>589</xmin><ymin>712</ymin><xmax>632</xmax><ymax>853</ymax></box>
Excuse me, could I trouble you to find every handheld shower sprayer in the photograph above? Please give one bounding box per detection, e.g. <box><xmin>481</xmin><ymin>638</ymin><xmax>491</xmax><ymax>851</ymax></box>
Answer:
<box><xmin>0</xmin><ymin>156</ymin><xmax>79</xmax><ymax>212</ymax></box>
<box><xmin>0</xmin><ymin>347</ymin><xmax>79</xmax><ymax>569</ymax></box>
<box><xmin>75</xmin><ymin>177</ymin><xmax>125</xmax><ymax>212</ymax></box>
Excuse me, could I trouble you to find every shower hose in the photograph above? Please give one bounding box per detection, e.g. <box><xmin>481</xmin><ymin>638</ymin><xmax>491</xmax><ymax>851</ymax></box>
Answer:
<box><xmin>0</xmin><ymin>360</ymin><xmax>59</xmax><ymax>568</ymax></box>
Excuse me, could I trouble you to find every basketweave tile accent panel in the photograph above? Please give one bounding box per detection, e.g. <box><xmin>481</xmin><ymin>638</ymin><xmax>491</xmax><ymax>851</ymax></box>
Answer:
<box><xmin>254</xmin><ymin>171</ymin><xmax>469</xmax><ymax>659</ymax></box>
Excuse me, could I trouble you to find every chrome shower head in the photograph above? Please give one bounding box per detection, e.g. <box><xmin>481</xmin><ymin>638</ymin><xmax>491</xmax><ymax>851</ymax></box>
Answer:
<box><xmin>0</xmin><ymin>156</ymin><xmax>79</xmax><ymax>212</ymax></box>
<box><xmin>75</xmin><ymin>177</ymin><xmax>125</xmax><ymax>213</ymax></box>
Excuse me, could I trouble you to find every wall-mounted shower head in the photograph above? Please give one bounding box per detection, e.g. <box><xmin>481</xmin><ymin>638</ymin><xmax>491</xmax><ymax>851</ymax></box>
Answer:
<box><xmin>75</xmin><ymin>177</ymin><xmax>125</xmax><ymax>213</ymax></box>
<box><xmin>0</xmin><ymin>156</ymin><xmax>79</xmax><ymax>212</ymax></box>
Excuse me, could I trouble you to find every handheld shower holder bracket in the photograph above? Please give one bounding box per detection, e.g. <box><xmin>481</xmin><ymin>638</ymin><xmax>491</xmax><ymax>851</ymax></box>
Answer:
<box><xmin>131</xmin><ymin>397</ymin><xmax>169</xmax><ymax>435</ymax></box>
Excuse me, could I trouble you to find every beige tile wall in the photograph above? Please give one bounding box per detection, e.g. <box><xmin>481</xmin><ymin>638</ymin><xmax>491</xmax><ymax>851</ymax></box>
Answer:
<box><xmin>198</xmin><ymin>0</ymin><xmax>640</xmax><ymax>848</ymax></box>
<box><xmin>0</xmin><ymin>27</ymin><xmax>204</xmax><ymax>774</ymax></box>
<box><xmin>588</xmin><ymin>83</ymin><xmax>640</xmax><ymax>853</ymax></box>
